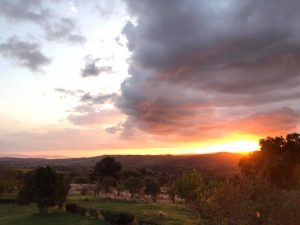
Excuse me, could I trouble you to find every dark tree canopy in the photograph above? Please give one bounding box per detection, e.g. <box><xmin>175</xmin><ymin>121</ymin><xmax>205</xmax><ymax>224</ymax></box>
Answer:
<box><xmin>93</xmin><ymin>156</ymin><xmax>122</xmax><ymax>180</ymax></box>
<box><xmin>239</xmin><ymin>133</ymin><xmax>300</xmax><ymax>190</ymax></box>
<box><xmin>124</xmin><ymin>177</ymin><xmax>143</xmax><ymax>198</ymax></box>
<box><xmin>145</xmin><ymin>180</ymin><xmax>160</xmax><ymax>202</ymax></box>
<box><xmin>17</xmin><ymin>166</ymin><xmax>69</xmax><ymax>214</ymax></box>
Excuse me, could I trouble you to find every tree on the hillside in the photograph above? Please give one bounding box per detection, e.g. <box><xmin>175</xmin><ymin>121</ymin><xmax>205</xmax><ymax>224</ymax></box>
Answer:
<box><xmin>239</xmin><ymin>133</ymin><xmax>300</xmax><ymax>189</ymax></box>
<box><xmin>94</xmin><ymin>157</ymin><xmax>122</xmax><ymax>179</ymax></box>
<box><xmin>167</xmin><ymin>183</ymin><xmax>176</xmax><ymax>204</ymax></box>
<box><xmin>17</xmin><ymin>166</ymin><xmax>69</xmax><ymax>214</ymax></box>
<box><xmin>102</xmin><ymin>177</ymin><xmax>116</xmax><ymax>193</ymax></box>
<box><xmin>0</xmin><ymin>182</ymin><xmax>5</xmax><ymax>197</ymax></box>
<box><xmin>145</xmin><ymin>180</ymin><xmax>160</xmax><ymax>202</ymax></box>
<box><xmin>173</xmin><ymin>172</ymin><xmax>204</xmax><ymax>201</ymax></box>
<box><xmin>93</xmin><ymin>157</ymin><xmax>122</xmax><ymax>195</ymax></box>
<box><xmin>56</xmin><ymin>174</ymin><xmax>70</xmax><ymax>209</ymax></box>
<box><xmin>124</xmin><ymin>177</ymin><xmax>143</xmax><ymax>199</ymax></box>
<box><xmin>0</xmin><ymin>167</ymin><xmax>17</xmax><ymax>193</ymax></box>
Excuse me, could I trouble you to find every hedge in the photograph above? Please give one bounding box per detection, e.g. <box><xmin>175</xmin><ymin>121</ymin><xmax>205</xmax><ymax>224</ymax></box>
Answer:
<box><xmin>100</xmin><ymin>209</ymin><xmax>137</xmax><ymax>225</ymax></box>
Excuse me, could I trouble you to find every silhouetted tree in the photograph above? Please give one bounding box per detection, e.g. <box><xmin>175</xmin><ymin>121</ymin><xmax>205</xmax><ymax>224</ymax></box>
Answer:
<box><xmin>93</xmin><ymin>157</ymin><xmax>122</xmax><ymax>180</ymax></box>
<box><xmin>17</xmin><ymin>166</ymin><xmax>69</xmax><ymax>214</ymax></box>
<box><xmin>173</xmin><ymin>172</ymin><xmax>204</xmax><ymax>201</ymax></box>
<box><xmin>145</xmin><ymin>179</ymin><xmax>160</xmax><ymax>202</ymax></box>
<box><xmin>124</xmin><ymin>177</ymin><xmax>143</xmax><ymax>199</ymax></box>
<box><xmin>56</xmin><ymin>174</ymin><xmax>70</xmax><ymax>209</ymax></box>
<box><xmin>239</xmin><ymin>133</ymin><xmax>300</xmax><ymax>189</ymax></box>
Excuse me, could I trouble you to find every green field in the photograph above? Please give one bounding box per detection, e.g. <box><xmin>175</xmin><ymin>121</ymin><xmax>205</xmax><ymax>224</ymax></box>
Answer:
<box><xmin>0</xmin><ymin>196</ymin><xmax>199</xmax><ymax>225</ymax></box>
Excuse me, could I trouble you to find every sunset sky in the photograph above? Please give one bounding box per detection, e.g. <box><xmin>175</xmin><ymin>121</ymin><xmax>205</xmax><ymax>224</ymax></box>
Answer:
<box><xmin>0</xmin><ymin>0</ymin><xmax>299</xmax><ymax>158</ymax></box>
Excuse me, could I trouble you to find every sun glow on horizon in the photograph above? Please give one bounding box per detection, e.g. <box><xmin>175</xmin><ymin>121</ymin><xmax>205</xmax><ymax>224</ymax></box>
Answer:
<box><xmin>194</xmin><ymin>140</ymin><xmax>259</xmax><ymax>154</ymax></box>
<box><xmin>19</xmin><ymin>138</ymin><xmax>260</xmax><ymax>158</ymax></box>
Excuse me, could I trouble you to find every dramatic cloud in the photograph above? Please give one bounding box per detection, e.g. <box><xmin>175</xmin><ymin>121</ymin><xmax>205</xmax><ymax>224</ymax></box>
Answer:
<box><xmin>67</xmin><ymin>92</ymin><xmax>119</xmax><ymax>126</ymax></box>
<box><xmin>81</xmin><ymin>55</ymin><xmax>113</xmax><ymax>77</ymax></box>
<box><xmin>114</xmin><ymin>0</ymin><xmax>300</xmax><ymax>139</ymax></box>
<box><xmin>0</xmin><ymin>0</ymin><xmax>86</xmax><ymax>44</ymax></box>
<box><xmin>0</xmin><ymin>37</ymin><xmax>51</xmax><ymax>71</ymax></box>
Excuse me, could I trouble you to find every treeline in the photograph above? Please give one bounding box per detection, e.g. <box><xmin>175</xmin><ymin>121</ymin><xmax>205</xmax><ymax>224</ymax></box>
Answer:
<box><xmin>0</xmin><ymin>133</ymin><xmax>300</xmax><ymax>225</ymax></box>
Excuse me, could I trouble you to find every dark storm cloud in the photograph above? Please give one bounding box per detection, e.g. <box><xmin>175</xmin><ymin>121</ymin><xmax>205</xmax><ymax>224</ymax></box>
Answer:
<box><xmin>0</xmin><ymin>0</ymin><xmax>86</xmax><ymax>44</ymax></box>
<box><xmin>0</xmin><ymin>37</ymin><xmax>51</xmax><ymax>71</ymax></box>
<box><xmin>114</xmin><ymin>0</ymin><xmax>300</xmax><ymax>138</ymax></box>
<box><xmin>81</xmin><ymin>56</ymin><xmax>113</xmax><ymax>77</ymax></box>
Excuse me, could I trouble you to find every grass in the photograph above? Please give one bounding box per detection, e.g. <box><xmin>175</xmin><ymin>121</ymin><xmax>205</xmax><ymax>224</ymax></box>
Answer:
<box><xmin>0</xmin><ymin>204</ymin><xmax>105</xmax><ymax>225</ymax></box>
<box><xmin>0</xmin><ymin>195</ymin><xmax>199</xmax><ymax>225</ymax></box>
<box><xmin>69</xmin><ymin>196</ymin><xmax>199</xmax><ymax>225</ymax></box>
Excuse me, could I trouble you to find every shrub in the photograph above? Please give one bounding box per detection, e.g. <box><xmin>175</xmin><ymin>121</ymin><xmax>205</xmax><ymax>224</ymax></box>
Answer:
<box><xmin>100</xmin><ymin>209</ymin><xmax>136</xmax><ymax>225</ymax></box>
<box><xmin>77</xmin><ymin>206</ymin><xmax>87</xmax><ymax>216</ymax></box>
<box><xmin>139</xmin><ymin>220</ymin><xmax>160</xmax><ymax>225</ymax></box>
<box><xmin>0</xmin><ymin>198</ymin><xmax>16</xmax><ymax>204</ymax></box>
<box><xmin>65</xmin><ymin>203</ymin><xmax>78</xmax><ymax>213</ymax></box>
<box><xmin>88</xmin><ymin>207</ymin><xmax>99</xmax><ymax>218</ymax></box>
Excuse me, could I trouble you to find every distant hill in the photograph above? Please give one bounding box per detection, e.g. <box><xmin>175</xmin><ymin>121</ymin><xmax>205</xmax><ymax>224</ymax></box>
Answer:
<box><xmin>0</xmin><ymin>152</ymin><xmax>246</xmax><ymax>174</ymax></box>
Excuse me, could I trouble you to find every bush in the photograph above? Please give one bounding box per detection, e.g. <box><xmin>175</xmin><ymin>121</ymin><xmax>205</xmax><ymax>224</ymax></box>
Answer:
<box><xmin>77</xmin><ymin>206</ymin><xmax>87</xmax><ymax>216</ymax></box>
<box><xmin>88</xmin><ymin>207</ymin><xmax>99</xmax><ymax>218</ymax></box>
<box><xmin>100</xmin><ymin>209</ymin><xmax>136</xmax><ymax>225</ymax></box>
<box><xmin>0</xmin><ymin>198</ymin><xmax>16</xmax><ymax>204</ymax></box>
<box><xmin>139</xmin><ymin>220</ymin><xmax>160</xmax><ymax>225</ymax></box>
<box><xmin>65</xmin><ymin>203</ymin><xmax>78</xmax><ymax>213</ymax></box>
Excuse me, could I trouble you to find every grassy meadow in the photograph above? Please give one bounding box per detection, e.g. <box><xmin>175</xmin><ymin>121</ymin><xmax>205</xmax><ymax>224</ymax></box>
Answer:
<box><xmin>0</xmin><ymin>196</ymin><xmax>198</xmax><ymax>225</ymax></box>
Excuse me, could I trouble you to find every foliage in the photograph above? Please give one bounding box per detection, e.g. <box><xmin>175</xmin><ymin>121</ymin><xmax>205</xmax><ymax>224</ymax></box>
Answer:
<box><xmin>100</xmin><ymin>209</ymin><xmax>137</xmax><ymax>225</ymax></box>
<box><xmin>17</xmin><ymin>166</ymin><xmax>69</xmax><ymax>214</ymax></box>
<box><xmin>88</xmin><ymin>207</ymin><xmax>100</xmax><ymax>218</ymax></box>
<box><xmin>124</xmin><ymin>177</ymin><xmax>144</xmax><ymax>198</ymax></box>
<box><xmin>0</xmin><ymin>198</ymin><xmax>16</xmax><ymax>204</ymax></box>
<box><xmin>94</xmin><ymin>157</ymin><xmax>122</xmax><ymax>180</ymax></box>
<box><xmin>0</xmin><ymin>167</ymin><xmax>18</xmax><ymax>193</ymax></box>
<box><xmin>192</xmin><ymin>177</ymin><xmax>300</xmax><ymax>225</ymax></box>
<box><xmin>139</xmin><ymin>220</ymin><xmax>160</xmax><ymax>225</ymax></box>
<box><xmin>173</xmin><ymin>172</ymin><xmax>204</xmax><ymax>201</ymax></box>
<box><xmin>144</xmin><ymin>180</ymin><xmax>160</xmax><ymax>202</ymax></box>
<box><xmin>239</xmin><ymin>133</ymin><xmax>300</xmax><ymax>189</ymax></box>
<box><xmin>56</xmin><ymin>174</ymin><xmax>70</xmax><ymax>209</ymax></box>
<box><xmin>65</xmin><ymin>203</ymin><xmax>78</xmax><ymax>213</ymax></box>
<box><xmin>77</xmin><ymin>206</ymin><xmax>88</xmax><ymax>216</ymax></box>
<box><xmin>102</xmin><ymin>176</ymin><xmax>116</xmax><ymax>193</ymax></box>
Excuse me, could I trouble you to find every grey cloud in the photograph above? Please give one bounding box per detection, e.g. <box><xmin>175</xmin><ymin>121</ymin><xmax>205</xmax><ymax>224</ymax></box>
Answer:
<box><xmin>0</xmin><ymin>0</ymin><xmax>49</xmax><ymax>23</ymax></box>
<box><xmin>68</xmin><ymin>110</ymin><xmax>119</xmax><ymax>126</ymax></box>
<box><xmin>45</xmin><ymin>17</ymin><xmax>86</xmax><ymax>44</ymax></box>
<box><xmin>54</xmin><ymin>88</ymin><xmax>76</xmax><ymax>96</ymax></box>
<box><xmin>106</xmin><ymin>123</ymin><xmax>123</xmax><ymax>134</ymax></box>
<box><xmin>0</xmin><ymin>37</ymin><xmax>51</xmax><ymax>71</ymax></box>
<box><xmin>67</xmin><ymin>92</ymin><xmax>119</xmax><ymax>126</ymax></box>
<box><xmin>115</xmin><ymin>0</ymin><xmax>300</xmax><ymax>138</ymax></box>
<box><xmin>81</xmin><ymin>56</ymin><xmax>113</xmax><ymax>77</ymax></box>
<box><xmin>81</xmin><ymin>93</ymin><xmax>117</xmax><ymax>104</ymax></box>
<box><xmin>0</xmin><ymin>0</ymin><xmax>86</xmax><ymax>44</ymax></box>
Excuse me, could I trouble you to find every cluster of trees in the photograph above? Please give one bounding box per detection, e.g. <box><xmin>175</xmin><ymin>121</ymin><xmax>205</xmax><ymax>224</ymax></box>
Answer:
<box><xmin>169</xmin><ymin>133</ymin><xmax>300</xmax><ymax>225</ymax></box>
<box><xmin>92</xmin><ymin>156</ymin><xmax>162</xmax><ymax>202</ymax></box>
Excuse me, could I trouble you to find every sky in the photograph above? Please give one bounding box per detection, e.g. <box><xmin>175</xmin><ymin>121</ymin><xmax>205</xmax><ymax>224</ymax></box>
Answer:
<box><xmin>0</xmin><ymin>0</ymin><xmax>299</xmax><ymax>158</ymax></box>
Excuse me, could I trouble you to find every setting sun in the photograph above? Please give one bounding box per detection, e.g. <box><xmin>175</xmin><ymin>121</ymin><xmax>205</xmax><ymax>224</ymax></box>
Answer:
<box><xmin>196</xmin><ymin>140</ymin><xmax>259</xmax><ymax>154</ymax></box>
